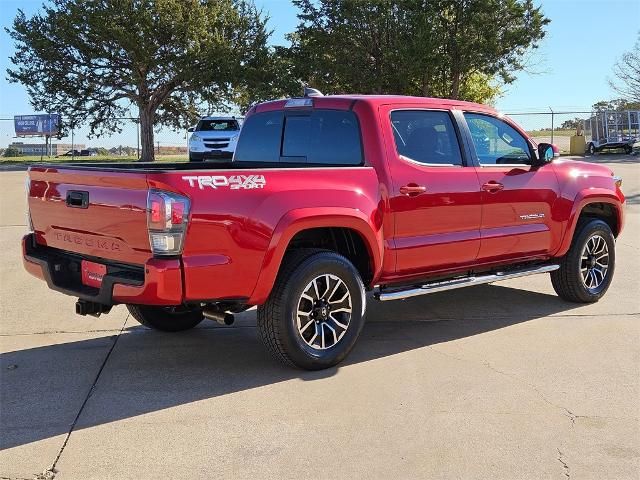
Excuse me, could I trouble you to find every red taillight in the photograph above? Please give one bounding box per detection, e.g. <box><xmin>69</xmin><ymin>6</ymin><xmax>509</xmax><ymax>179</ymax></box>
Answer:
<box><xmin>147</xmin><ymin>190</ymin><xmax>190</xmax><ymax>256</ymax></box>
<box><xmin>150</xmin><ymin>199</ymin><xmax>162</xmax><ymax>224</ymax></box>
<box><xmin>171</xmin><ymin>202</ymin><xmax>185</xmax><ymax>225</ymax></box>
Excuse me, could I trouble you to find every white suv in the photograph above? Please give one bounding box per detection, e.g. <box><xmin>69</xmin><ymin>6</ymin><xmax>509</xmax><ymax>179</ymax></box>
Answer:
<box><xmin>188</xmin><ymin>116</ymin><xmax>242</xmax><ymax>161</ymax></box>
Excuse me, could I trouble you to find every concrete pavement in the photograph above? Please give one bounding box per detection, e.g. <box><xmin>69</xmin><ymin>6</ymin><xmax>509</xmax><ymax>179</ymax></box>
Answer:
<box><xmin>1</xmin><ymin>155</ymin><xmax>638</xmax><ymax>479</ymax></box>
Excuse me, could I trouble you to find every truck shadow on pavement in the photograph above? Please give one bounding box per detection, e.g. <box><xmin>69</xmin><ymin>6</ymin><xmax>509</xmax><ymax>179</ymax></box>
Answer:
<box><xmin>1</xmin><ymin>283</ymin><xmax>582</xmax><ymax>451</ymax></box>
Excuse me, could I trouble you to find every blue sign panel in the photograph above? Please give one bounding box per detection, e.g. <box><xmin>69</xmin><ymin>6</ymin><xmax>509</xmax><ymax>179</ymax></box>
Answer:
<box><xmin>14</xmin><ymin>114</ymin><xmax>61</xmax><ymax>136</ymax></box>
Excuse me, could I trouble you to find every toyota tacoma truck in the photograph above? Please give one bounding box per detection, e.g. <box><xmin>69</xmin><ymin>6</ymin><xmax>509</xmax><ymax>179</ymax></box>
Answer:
<box><xmin>23</xmin><ymin>94</ymin><xmax>625</xmax><ymax>370</ymax></box>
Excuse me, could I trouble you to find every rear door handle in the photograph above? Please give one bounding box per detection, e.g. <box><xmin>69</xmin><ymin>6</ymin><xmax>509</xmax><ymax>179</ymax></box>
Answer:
<box><xmin>481</xmin><ymin>181</ymin><xmax>504</xmax><ymax>192</ymax></box>
<box><xmin>400</xmin><ymin>184</ymin><xmax>427</xmax><ymax>196</ymax></box>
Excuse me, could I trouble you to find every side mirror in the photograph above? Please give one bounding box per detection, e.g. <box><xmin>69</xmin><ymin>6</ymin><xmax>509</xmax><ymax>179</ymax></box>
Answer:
<box><xmin>187</xmin><ymin>127</ymin><xmax>195</xmax><ymax>133</ymax></box>
<box><xmin>536</xmin><ymin>143</ymin><xmax>555</xmax><ymax>164</ymax></box>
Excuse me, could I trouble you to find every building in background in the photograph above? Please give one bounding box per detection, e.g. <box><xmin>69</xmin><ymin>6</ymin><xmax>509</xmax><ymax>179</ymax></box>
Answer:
<box><xmin>8</xmin><ymin>142</ymin><xmax>85</xmax><ymax>156</ymax></box>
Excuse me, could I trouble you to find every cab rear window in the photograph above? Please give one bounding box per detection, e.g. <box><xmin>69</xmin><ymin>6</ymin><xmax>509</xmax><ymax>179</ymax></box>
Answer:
<box><xmin>234</xmin><ymin>109</ymin><xmax>363</xmax><ymax>165</ymax></box>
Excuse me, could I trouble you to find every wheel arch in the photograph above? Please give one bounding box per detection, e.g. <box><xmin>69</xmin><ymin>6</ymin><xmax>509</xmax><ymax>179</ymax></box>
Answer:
<box><xmin>248</xmin><ymin>208</ymin><xmax>383</xmax><ymax>305</ymax></box>
<box><xmin>556</xmin><ymin>193</ymin><xmax>624</xmax><ymax>257</ymax></box>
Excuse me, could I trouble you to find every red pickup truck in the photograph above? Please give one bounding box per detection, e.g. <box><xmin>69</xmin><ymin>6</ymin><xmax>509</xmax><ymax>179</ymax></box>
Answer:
<box><xmin>23</xmin><ymin>95</ymin><xmax>625</xmax><ymax>369</ymax></box>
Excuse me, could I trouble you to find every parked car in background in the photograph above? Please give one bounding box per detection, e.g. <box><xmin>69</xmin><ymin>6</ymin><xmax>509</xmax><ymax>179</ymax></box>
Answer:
<box><xmin>188</xmin><ymin>116</ymin><xmax>242</xmax><ymax>161</ymax></box>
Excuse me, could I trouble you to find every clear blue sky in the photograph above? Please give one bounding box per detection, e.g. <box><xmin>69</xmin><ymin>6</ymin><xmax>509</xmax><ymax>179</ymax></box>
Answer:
<box><xmin>0</xmin><ymin>0</ymin><xmax>638</xmax><ymax>147</ymax></box>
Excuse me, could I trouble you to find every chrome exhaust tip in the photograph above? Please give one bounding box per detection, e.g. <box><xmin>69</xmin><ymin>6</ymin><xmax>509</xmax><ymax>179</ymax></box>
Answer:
<box><xmin>202</xmin><ymin>308</ymin><xmax>235</xmax><ymax>326</ymax></box>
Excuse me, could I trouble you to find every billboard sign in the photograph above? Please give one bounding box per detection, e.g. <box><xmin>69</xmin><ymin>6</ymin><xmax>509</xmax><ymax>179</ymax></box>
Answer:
<box><xmin>14</xmin><ymin>114</ymin><xmax>61</xmax><ymax>136</ymax></box>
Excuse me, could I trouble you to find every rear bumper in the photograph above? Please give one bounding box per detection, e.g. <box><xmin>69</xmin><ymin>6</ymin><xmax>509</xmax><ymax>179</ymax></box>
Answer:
<box><xmin>22</xmin><ymin>234</ymin><xmax>183</xmax><ymax>306</ymax></box>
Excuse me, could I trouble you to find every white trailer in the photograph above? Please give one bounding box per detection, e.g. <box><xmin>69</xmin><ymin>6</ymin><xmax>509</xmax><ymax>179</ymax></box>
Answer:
<box><xmin>584</xmin><ymin>110</ymin><xmax>639</xmax><ymax>154</ymax></box>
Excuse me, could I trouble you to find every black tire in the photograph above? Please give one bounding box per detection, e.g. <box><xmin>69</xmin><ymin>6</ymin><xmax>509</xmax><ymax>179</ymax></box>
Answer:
<box><xmin>587</xmin><ymin>143</ymin><xmax>596</xmax><ymax>155</ymax></box>
<box><xmin>624</xmin><ymin>145</ymin><xmax>632</xmax><ymax>154</ymax></box>
<box><xmin>257</xmin><ymin>249</ymin><xmax>366</xmax><ymax>370</ymax></box>
<box><xmin>127</xmin><ymin>305</ymin><xmax>204</xmax><ymax>332</ymax></box>
<box><xmin>551</xmin><ymin>219</ymin><xmax>615</xmax><ymax>303</ymax></box>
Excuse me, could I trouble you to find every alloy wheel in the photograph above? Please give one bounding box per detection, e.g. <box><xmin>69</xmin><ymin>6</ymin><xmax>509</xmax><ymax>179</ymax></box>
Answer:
<box><xmin>580</xmin><ymin>234</ymin><xmax>609</xmax><ymax>290</ymax></box>
<box><xmin>296</xmin><ymin>274</ymin><xmax>352</xmax><ymax>350</ymax></box>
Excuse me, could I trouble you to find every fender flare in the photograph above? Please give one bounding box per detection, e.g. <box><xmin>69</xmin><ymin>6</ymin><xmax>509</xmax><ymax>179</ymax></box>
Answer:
<box><xmin>555</xmin><ymin>189</ymin><xmax>624</xmax><ymax>257</ymax></box>
<box><xmin>247</xmin><ymin>207</ymin><xmax>383</xmax><ymax>305</ymax></box>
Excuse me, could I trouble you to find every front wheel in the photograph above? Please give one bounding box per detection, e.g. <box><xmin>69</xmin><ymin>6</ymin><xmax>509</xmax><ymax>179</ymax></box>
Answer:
<box><xmin>257</xmin><ymin>250</ymin><xmax>366</xmax><ymax>370</ymax></box>
<box><xmin>624</xmin><ymin>145</ymin><xmax>632</xmax><ymax>154</ymax></box>
<box><xmin>587</xmin><ymin>143</ymin><xmax>596</xmax><ymax>155</ymax></box>
<box><xmin>127</xmin><ymin>305</ymin><xmax>204</xmax><ymax>332</ymax></box>
<box><xmin>551</xmin><ymin>219</ymin><xmax>615</xmax><ymax>303</ymax></box>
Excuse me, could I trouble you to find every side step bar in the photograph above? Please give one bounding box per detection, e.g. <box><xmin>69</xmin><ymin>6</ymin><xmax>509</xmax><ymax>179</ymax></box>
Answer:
<box><xmin>375</xmin><ymin>264</ymin><xmax>559</xmax><ymax>302</ymax></box>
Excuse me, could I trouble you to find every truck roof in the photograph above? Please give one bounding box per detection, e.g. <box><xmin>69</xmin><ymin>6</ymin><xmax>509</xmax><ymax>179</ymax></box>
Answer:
<box><xmin>253</xmin><ymin>94</ymin><xmax>497</xmax><ymax>115</ymax></box>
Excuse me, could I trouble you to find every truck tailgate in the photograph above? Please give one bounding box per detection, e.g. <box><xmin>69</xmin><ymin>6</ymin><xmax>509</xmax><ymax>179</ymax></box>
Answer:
<box><xmin>28</xmin><ymin>166</ymin><xmax>152</xmax><ymax>265</ymax></box>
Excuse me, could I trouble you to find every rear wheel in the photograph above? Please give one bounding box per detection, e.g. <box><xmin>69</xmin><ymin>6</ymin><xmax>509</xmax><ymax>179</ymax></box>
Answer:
<box><xmin>551</xmin><ymin>219</ymin><xmax>615</xmax><ymax>303</ymax></box>
<box><xmin>624</xmin><ymin>145</ymin><xmax>632</xmax><ymax>154</ymax></box>
<box><xmin>587</xmin><ymin>143</ymin><xmax>596</xmax><ymax>155</ymax></box>
<box><xmin>127</xmin><ymin>305</ymin><xmax>204</xmax><ymax>332</ymax></box>
<box><xmin>257</xmin><ymin>249</ymin><xmax>366</xmax><ymax>370</ymax></box>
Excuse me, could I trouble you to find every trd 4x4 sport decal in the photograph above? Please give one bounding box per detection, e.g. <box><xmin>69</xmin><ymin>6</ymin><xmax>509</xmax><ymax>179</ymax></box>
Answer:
<box><xmin>182</xmin><ymin>175</ymin><xmax>266</xmax><ymax>190</ymax></box>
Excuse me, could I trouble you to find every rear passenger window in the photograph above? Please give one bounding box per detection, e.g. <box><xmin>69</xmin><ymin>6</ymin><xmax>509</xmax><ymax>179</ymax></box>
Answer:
<box><xmin>282</xmin><ymin>110</ymin><xmax>362</xmax><ymax>165</ymax></box>
<box><xmin>391</xmin><ymin>110</ymin><xmax>463</xmax><ymax>166</ymax></box>
<box><xmin>233</xmin><ymin>111</ymin><xmax>283</xmax><ymax>163</ymax></box>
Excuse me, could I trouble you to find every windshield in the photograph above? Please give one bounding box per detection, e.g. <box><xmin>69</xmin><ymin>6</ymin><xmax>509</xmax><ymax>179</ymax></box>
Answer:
<box><xmin>196</xmin><ymin>119</ymin><xmax>240</xmax><ymax>132</ymax></box>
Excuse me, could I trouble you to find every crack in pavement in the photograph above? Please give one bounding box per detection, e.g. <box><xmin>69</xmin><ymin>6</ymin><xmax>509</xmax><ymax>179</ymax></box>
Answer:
<box><xmin>429</xmin><ymin>346</ymin><xmax>585</xmax><ymax>478</ymax></box>
<box><xmin>618</xmin><ymin>241</ymin><xmax>639</xmax><ymax>251</ymax></box>
<box><xmin>32</xmin><ymin>471</ymin><xmax>55</xmax><ymax>480</ymax></box>
<box><xmin>557</xmin><ymin>448</ymin><xmax>571</xmax><ymax>479</ymax></box>
<box><xmin>428</xmin><ymin>347</ymin><xmax>580</xmax><ymax>428</ymax></box>
<box><xmin>35</xmin><ymin>315</ymin><xmax>129</xmax><ymax>479</ymax></box>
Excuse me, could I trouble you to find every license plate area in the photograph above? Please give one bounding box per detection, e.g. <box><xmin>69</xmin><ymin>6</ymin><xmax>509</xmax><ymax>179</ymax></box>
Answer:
<box><xmin>81</xmin><ymin>260</ymin><xmax>107</xmax><ymax>288</ymax></box>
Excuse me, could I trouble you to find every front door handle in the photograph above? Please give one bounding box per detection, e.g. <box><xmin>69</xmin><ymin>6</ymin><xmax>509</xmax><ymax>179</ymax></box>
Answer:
<box><xmin>400</xmin><ymin>184</ymin><xmax>427</xmax><ymax>196</ymax></box>
<box><xmin>481</xmin><ymin>181</ymin><xmax>504</xmax><ymax>193</ymax></box>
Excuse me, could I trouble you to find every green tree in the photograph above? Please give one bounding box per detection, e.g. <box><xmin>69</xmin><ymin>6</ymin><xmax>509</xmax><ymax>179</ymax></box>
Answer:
<box><xmin>7</xmin><ymin>0</ymin><xmax>275</xmax><ymax>161</ymax></box>
<box><xmin>592</xmin><ymin>98</ymin><xmax>640</xmax><ymax>112</ymax></box>
<box><xmin>560</xmin><ymin>118</ymin><xmax>582</xmax><ymax>130</ymax></box>
<box><xmin>94</xmin><ymin>147</ymin><xmax>110</xmax><ymax>156</ymax></box>
<box><xmin>3</xmin><ymin>147</ymin><xmax>21</xmax><ymax>157</ymax></box>
<box><xmin>286</xmin><ymin>0</ymin><xmax>548</xmax><ymax>104</ymax></box>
